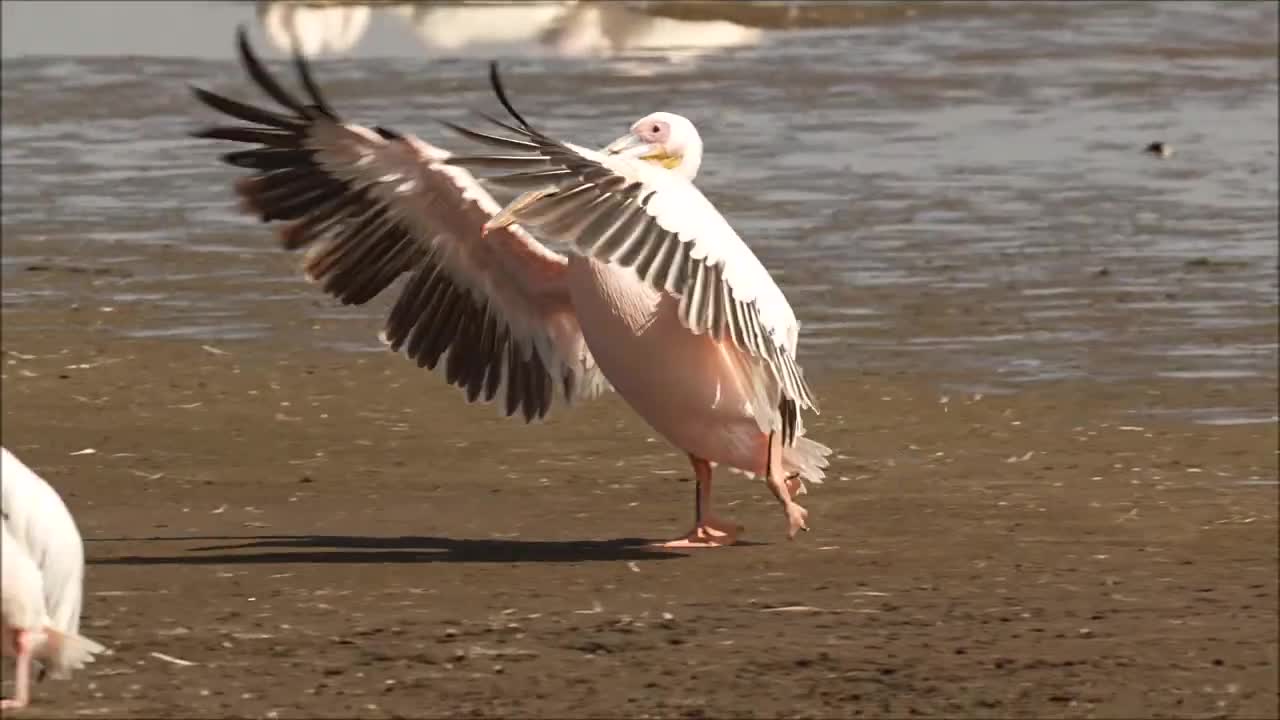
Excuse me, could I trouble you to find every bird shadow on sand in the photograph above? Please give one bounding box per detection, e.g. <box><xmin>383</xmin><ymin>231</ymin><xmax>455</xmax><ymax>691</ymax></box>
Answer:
<box><xmin>86</xmin><ymin>533</ymin><xmax>763</xmax><ymax>565</ymax></box>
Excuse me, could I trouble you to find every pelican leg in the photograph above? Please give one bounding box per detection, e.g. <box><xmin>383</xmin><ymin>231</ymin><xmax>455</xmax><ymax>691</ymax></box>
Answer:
<box><xmin>652</xmin><ymin>455</ymin><xmax>740</xmax><ymax>548</ymax></box>
<box><xmin>764</xmin><ymin>430</ymin><xmax>809</xmax><ymax>539</ymax></box>
<box><xmin>1</xmin><ymin>629</ymin><xmax>34</xmax><ymax>710</ymax></box>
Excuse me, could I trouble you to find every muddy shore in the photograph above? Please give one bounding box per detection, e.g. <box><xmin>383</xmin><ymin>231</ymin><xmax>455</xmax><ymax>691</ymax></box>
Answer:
<box><xmin>2</xmin><ymin>279</ymin><xmax>1275</xmax><ymax>718</ymax></box>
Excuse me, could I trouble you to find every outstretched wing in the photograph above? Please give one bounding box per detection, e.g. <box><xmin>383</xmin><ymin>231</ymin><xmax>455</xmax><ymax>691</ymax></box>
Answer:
<box><xmin>191</xmin><ymin>28</ymin><xmax>605</xmax><ymax>421</ymax></box>
<box><xmin>444</xmin><ymin>64</ymin><xmax>817</xmax><ymax>441</ymax></box>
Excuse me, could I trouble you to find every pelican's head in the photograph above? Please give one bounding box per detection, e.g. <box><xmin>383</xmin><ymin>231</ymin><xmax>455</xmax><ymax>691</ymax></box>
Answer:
<box><xmin>604</xmin><ymin>112</ymin><xmax>703</xmax><ymax>180</ymax></box>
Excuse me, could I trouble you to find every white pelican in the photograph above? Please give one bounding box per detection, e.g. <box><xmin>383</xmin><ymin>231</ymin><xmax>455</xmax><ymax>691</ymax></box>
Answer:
<box><xmin>538</xmin><ymin>2</ymin><xmax>763</xmax><ymax>61</ymax></box>
<box><xmin>2</xmin><ymin>448</ymin><xmax>105</xmax><ymax>710</ymax></box>
<box><xmin>191</xmin><ymin>28</ymin><xmax>830</xmax><ymax>546</ymax></box>
<box><xmin>388</xmin><ymin>1</ymin><xmax>762</xmax><ymax>68</ymax></box>
<box><xmin>258</xmin><ymin>1</ymin><xmax>371</xmax><ymax>59</ymax></box>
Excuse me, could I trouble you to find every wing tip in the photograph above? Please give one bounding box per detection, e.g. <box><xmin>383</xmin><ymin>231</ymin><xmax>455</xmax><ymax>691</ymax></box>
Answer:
<box><xmin>188</xmin><ymin>123</ymin><xmax>215</xmax><ymax>140</ymax></box>
<box><xmin>189</xmin><ymin>85</ymin><xmax>221</xmax><ymax>107</ymax></box>
<box><xmin>487</xmin><ymin>60</ymin><xmax>534</xmax><ymax>132</ymax></box>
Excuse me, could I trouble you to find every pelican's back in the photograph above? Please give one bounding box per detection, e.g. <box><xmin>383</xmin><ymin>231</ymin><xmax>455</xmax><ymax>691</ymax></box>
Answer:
<box><xmin>1</xmin><ymin>448</ymin><xmax>86</xmax><ymax>636</ymax></box>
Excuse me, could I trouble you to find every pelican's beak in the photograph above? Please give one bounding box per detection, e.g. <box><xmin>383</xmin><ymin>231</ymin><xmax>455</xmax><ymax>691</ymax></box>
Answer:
<box><xmin>604</xmin><ymin>133</ymin><xmax>655</xmax><ymax>158</ymax></box>
<box><xmin>605</xmin><ymin>133</ymin><xmax>680</xmax><ymax>169</ymax></box>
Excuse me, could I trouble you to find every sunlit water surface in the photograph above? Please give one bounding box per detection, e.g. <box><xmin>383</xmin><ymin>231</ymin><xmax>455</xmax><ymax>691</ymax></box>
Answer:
<box><xmin>2</xmin><ymin>1</ymin><xmax>1277</xmax><ymax>427</ymax></box>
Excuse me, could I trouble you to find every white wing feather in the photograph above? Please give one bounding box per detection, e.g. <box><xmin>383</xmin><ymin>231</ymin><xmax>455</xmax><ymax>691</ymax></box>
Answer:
<box><xmin>573</xmin><ymin>144</ymin><xmax>802</xmax><ymax>353</ymax></box>
<box><xmin>1</xmin><ymin>447</ymin><xmax>85</xmax><ymax>637</ymax></box>
<box><xmin>2</xmin><ymin>514</ymin><xmax>50</xmax><ymax>632</ymax></box>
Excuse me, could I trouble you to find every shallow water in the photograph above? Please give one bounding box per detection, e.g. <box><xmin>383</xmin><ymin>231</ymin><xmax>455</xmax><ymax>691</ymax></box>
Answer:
<box><xmin>2</xmin><ymin>1</ymin><xmax>1277</xmax><ymax>424</ymax></box>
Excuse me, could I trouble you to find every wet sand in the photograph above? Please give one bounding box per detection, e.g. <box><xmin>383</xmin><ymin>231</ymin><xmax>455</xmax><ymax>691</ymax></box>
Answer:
<box><xmin>2</xmin><ymin>272</ymin><xmax>1276</xmax><ymax>719</ymax></box>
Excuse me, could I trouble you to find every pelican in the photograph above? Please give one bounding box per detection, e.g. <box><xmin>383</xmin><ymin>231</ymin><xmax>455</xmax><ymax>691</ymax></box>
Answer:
<box><xmin>191</xmin><ymin>28</ymin><xmax>830</xmax><ymax>546</ymax></box>
<box><xmin>258</xmin><ymin>1</ymin><xmax>371</xmax><ymax>59</ymax></box>
<box><xmin>2</xmin><ymin>448</ymin><xmax>105</xmax><ymax>710</ymax></box>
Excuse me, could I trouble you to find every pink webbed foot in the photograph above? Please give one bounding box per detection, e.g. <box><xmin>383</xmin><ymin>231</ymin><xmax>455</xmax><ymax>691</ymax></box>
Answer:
<box><xmin>704</xmin><ymin>513</ymin><xmax>744</xmax><ymax>536</ymax></box>
<box><xmin>652</xmin><ymin>523</ymin><xmax>739</xmax><ymax>549</ymax></box>
<box><xmin>784</xmin><ymin>501</ymin><xmax>810</xmax><ymax>539</ymax></box>
<box><xmin>652</xmin><ymin>454</ymin><xmax>743</xmax><ymax>548</ymax></box>
<box><xmin>765</xmin><ymin>434</ymin><xmax>811</xmax><ymax>540</ymax></box>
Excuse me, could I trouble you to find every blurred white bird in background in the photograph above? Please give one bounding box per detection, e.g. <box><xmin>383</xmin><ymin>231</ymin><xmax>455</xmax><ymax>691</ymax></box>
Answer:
<box><xmin>392</xmin><ymin>2</ymin><xmax>569</xmax><ymax>52</ymax></box>
<box><xmin>1</xmin><ymin>448</ymin><xmax>105</xmax><ymax>710</ymax></box>
<box><xmin>258</xmin><ymin>0</ymin><xmax>371</xmax><ymax>58</ymax></box>
<box><xmin>255</xmin><ymin>1</ymin><xmax>761</xmax><ymax>71</ymax></box>
<box><xmin>536</xmin><ymin>1</ymin><xmax>762</xmax><ymax>61</ymax></box>
<box><xmin>191</xmin><ymin>29</ymin><xmax>828</xmax><ymax>547</ymax></box>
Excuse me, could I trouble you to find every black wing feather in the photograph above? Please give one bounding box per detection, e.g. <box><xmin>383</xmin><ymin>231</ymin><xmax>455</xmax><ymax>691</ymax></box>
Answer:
<box><xmin>191</xmin><ymin>31</ymin><xmax>579</xmax><ymax>423</ymax></box>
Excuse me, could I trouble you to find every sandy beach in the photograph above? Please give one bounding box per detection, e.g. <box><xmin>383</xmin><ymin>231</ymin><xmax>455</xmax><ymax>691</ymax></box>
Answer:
<box><xmin>3</xmin><ymin>279</ymin><xmax>1276</xmax><ymax>718</ymax></box>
